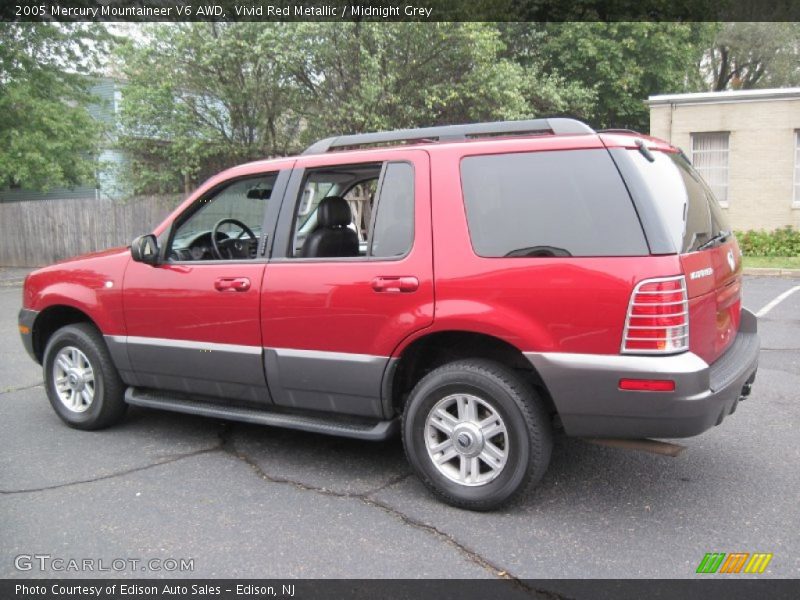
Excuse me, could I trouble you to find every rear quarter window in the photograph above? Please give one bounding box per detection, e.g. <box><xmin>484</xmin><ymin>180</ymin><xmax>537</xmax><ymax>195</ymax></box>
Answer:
<box><xmin>460</xmin><ymin>149</ymin><xmax>648</xmax><ymax>258</ymax></box>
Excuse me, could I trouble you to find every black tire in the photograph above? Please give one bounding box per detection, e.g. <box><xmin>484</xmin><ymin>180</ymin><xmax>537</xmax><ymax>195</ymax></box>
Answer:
<box><xmin>43</xmin><ymin>323</ymin><xmax>127</xmax><ymax>430</ymax></box>
<box><xmin>402</xmin><ymin>359</ymin><xmax>552</xmax><ymax>511</ymax></box>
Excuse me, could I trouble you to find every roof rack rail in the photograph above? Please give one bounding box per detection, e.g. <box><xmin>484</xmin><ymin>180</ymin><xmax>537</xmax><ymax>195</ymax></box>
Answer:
<box><xmin>302</xmin><ymin>118</ymin><xmax>595</xmax><ymax>155</ymax></box>
<box><xmin>598</xmin><ymin>128</ymin><xmax>642</xmax><ymax>135</ymax></box>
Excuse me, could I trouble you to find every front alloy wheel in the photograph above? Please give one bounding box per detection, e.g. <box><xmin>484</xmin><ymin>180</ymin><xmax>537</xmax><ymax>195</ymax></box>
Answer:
<box><xmin>43</xmin><ymin>323</ymin><xmax>127</xmax><ymax>430</ymax></box>
<box><xmin>52</xmin><ymin>346</ymin><xmax>96</xmax><ymax>413</ymax></box>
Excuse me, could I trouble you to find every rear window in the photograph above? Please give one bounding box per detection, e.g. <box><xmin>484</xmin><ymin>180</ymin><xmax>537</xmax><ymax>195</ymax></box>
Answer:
<box><xmin>626</xmin><ymin>149</ymin><xmax>731</xmax><ymax>253</ymax></box>
<box><xmin>460</xmin><ymin>149</ymin><xmax>648</xmax><ymax>258</ymax></box>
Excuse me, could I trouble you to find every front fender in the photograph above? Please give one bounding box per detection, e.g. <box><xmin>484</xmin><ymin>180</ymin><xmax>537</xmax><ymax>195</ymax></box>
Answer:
<box><xmin>24</xmin><ymin>250</ymin><xmax>130</xmax><ymax>336</ymax></box>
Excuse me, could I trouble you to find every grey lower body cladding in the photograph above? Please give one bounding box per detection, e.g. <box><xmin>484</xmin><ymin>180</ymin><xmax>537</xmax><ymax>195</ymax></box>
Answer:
<box><xmin>264</xmin><ymin>347</ymin><xmax>389</xmax><ymax>418</ymax></box>
<box><xmin>18</xmin><ymin>308</ymin><xmax>38</xmax><ymax>361</ymax></box>
<box><xmin>105</xmin><ymin>335</ymin><xmax>393</xmax><ymax>421</ymax></box>
<box><xmin>106</xmin><ymin>335</ymin><xmax>270</xmax><ymax>405</ymax></box>
<box><xmin>525</xmin><ymin>308</ymin><xmax>760</xmax><ymax>439</ymax></box>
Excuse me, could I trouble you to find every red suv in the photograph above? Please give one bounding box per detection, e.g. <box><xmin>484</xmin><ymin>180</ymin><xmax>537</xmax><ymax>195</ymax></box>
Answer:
<box><xmin>19</xmin><ymin>119</ymin><xmax>759</xmax><ymax>510</ymax></box>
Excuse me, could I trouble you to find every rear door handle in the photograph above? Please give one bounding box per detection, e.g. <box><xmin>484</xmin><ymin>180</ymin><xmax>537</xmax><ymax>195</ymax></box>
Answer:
<box><xmin>215</xmin><ymin>277</ymin><xmax>251</xmax><ymax>292</ymax></box>
<box><xmin>371</xmin><ymin>276</ymin><xmax>419</xmax><ymax>293</ymax></box>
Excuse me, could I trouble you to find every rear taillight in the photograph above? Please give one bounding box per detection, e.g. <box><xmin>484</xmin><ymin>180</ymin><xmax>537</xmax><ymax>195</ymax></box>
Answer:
<box><xmin>622</xmin><ymin>276</ymin><xmax>689</xmax><ymax>354</ymax></box>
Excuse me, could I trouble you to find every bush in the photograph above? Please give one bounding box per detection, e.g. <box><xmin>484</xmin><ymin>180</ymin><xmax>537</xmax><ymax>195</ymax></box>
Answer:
<box><xmin>736</xmin><ymin>226</ymin><xmax>800</xmax><ymax>257</ymax></box>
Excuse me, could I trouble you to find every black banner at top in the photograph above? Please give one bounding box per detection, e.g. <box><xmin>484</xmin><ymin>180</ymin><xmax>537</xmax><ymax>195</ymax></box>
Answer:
<box><xmin>3</xmin><ymin>0</ymin><xmax>800</xmax><ymax>22</ymax></box>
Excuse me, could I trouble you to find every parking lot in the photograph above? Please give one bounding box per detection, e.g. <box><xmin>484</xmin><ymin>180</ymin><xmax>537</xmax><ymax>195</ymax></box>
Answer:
<box><xmin>1</xmin><ymin>271</ymin><xmax>798</xmax><ymax>582</ymax></box>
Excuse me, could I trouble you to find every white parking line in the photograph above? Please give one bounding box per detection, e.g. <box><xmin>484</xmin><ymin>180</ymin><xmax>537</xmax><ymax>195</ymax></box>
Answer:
<box><xmin>756</xmin><ymin>285</ymin><xmax>800</xmax><ymax>318</ymax></box>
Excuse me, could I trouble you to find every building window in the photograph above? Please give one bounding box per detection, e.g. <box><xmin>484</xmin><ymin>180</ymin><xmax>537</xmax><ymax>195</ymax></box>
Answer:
<box><xmin>691</xmin><ymin>132</ymin><xmax>730</xmax><ymax>207</ymax></box>
<box><xmin>794</xmin><ymin>131</ymin><xmax>800</xmax><ymax>208</ymax></box>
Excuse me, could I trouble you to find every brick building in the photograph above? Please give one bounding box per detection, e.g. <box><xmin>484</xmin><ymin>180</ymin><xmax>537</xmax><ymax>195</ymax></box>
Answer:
<box><xmin>648</xmin><ymin>88</ymin><xmax>800</xmax><ymax>232</ymax></box>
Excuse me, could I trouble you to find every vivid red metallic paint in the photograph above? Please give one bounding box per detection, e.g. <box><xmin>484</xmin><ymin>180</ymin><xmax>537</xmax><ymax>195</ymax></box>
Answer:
<box><xmin>22</xmin><ymin>131</ymin><xmax>741</xmax><ymax>366</ymax></box>
<box><xmin>261</xmin><ymin>149</ymin><xmax>434</xmax><ymax>357</ymax></box>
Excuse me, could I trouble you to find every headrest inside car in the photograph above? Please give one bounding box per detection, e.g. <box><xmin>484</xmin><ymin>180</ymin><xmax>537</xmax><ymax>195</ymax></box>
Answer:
<box><xmin>317</xmin><ymin>196</ymin><xmax>352</xmax><ymax>228</ymax></box>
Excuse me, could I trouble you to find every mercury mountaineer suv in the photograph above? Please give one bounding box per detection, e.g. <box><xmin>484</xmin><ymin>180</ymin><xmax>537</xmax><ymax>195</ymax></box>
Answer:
<box><xmin>19</xmin><ymin>118</ymin><xmax>760</xmax><ymax>510</ymax></box>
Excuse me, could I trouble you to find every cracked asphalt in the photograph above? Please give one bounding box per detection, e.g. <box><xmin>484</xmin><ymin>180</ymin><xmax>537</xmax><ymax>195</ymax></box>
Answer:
<box><xmin>1</xmin><ymin>274</ymin><xmax>798</xmax><ymax>586</ymax></box>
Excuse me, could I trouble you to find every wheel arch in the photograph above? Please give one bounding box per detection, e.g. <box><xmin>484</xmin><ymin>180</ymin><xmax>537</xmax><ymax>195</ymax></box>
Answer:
<box><xmin>32</xmin><ymin>304</ymin><xmax>98</xmax><ymax>364</ymax></box>
<box><xmin>385</xmin><ymin>330</ymin><xmax>556</xmax><ymax>419</ymax></box>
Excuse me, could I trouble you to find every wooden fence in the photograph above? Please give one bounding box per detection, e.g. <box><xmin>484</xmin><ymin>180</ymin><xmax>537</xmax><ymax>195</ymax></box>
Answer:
<box><xmin>0</xmin><ymin>195</ymin><xmax>181</xmax><ymax>267</ymax></box>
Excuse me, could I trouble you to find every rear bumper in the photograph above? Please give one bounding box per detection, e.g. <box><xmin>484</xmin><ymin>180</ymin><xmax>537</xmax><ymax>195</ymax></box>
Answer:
<box><xmin>525</xmin><ymin>308</ymin><xmax>760</xmax><ymax>439</ymax></box>
<box><xmin>18</xmin><ymin>308</ymin><xmax>39</xmax><ymax>363</ymax></box>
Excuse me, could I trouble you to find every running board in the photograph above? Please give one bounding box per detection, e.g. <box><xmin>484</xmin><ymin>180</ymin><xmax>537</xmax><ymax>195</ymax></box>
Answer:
<box><xmin>124</xmin><ymin>388</ymin><xmax>399</xmax><ymax>441</ymax></box>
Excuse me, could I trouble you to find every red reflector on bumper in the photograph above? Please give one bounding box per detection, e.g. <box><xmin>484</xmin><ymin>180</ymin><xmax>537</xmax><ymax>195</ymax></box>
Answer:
<box><xmin>619</xmin><ymin>378</ymin><xmax>676</xmax><ymax>392</ymax></box>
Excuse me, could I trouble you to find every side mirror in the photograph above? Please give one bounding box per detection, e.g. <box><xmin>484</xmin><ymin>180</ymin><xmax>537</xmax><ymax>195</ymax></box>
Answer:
<box><xmin>130</xmin><ymin>234</ymin><xmax>160</xmax><ymax>265</ymax></box>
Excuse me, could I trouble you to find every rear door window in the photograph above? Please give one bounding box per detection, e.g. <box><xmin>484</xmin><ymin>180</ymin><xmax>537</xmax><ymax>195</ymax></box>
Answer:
<box><xmin>286</xmin><ymin>161</ymin><xmax>414</xmax><ymax>259</ymax></box>
<box><xmin>460</xmin><ymin>149</ymin><xmax>648</xmax><ymax>257</ymax></box>
<box><xmin>370</xmin><ymin>162</ymin><xmax>414</xmax><ymax>258</ymax></box>
<box><xmin>626</xmin><ymin>150</ymin><xmax>731</xmax><ymax>253</ymax></box>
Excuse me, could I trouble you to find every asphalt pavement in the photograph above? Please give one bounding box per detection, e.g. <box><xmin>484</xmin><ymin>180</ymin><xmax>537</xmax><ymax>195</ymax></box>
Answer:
<box><xmin>1</xmin><ymin>275</ymin><xmax>798</xmax><ymax>586</ymax></box>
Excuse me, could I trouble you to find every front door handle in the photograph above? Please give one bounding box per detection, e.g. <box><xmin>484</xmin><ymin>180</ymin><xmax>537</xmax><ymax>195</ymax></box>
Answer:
<box><xmin>371</xmin><ymin>276</ymin><xmax>419</xmax><ymax>293</ymax></box>
<box><xmin>215</xmin><ymin>277</ymin><xmax>251</xmax><ymax>292</ymax></box>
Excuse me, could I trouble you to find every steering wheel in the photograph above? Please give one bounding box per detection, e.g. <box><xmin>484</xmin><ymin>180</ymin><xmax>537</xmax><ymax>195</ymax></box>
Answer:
<box><xmin>211</xmin><ymin>218</ymin><xmax>258</xmax><ymax>260</ymax></box>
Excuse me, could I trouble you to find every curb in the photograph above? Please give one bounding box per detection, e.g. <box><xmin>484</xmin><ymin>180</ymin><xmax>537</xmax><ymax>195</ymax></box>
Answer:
<box><xmin>743</xmin><ymin>267</ymin><xmax>800</xmax><ymax>278</ymax></box>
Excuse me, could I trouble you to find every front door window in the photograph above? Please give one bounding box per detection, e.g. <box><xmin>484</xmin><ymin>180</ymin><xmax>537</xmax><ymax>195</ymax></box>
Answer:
<box><xmin>168</xmin><ymin>175</ymin><xmax>276</xmax><ymax>261</ymax></box>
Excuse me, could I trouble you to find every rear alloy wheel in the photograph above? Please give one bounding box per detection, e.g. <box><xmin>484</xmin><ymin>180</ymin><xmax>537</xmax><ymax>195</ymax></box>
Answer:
<box><xmin>403</xmin><ymin>359</ymin><xmax>552</xmax><ymax>510</ymax></box>
<box><xmin>424</xmin><ymin>393</ymin><xmax>509</xmax><ymax>486</ymax></box>
<box><xmin>43</xmin><ymin>323</ymin><xmax>127</xmax><ymax>430</ymax></box>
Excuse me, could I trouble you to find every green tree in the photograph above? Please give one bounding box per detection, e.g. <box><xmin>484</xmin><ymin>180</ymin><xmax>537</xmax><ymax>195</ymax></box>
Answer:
<box><xmin>0</xmin><ymin>23</ymin><xmax>111</xmax><ymax>190</ymax></box>
<box><xmin>289</xmin><ymin>22</ymin><xmax>592</xmax><ymax>142</ymax></box>
<box><xmin>118</xmin><ymin>23</ymin><xmax>303</xmax><ymax>194</ymax></box>
<box><xmin>118</xmin><ymin>22</ymin><xmax>594</xmax><ymax>193</ymax></box>
<box><xmin>515</xmin><ymin>23</ymin><xmax>713</xmax><ymax>130</ymax></box>
<box><xmin>704</xmin><ymin>23</ymin><xmax>800</xmax><ymax>91</ymax></box>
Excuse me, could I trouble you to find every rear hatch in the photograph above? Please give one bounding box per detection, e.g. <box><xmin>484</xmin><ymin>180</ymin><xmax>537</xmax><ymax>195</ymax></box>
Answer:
<box><xmin>623</xmin><ymin>146</ymin><xmax>742</xmax><ymax>364</ymax></box>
